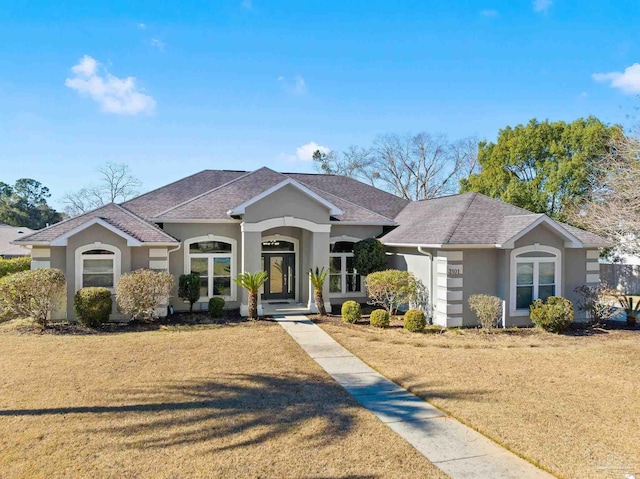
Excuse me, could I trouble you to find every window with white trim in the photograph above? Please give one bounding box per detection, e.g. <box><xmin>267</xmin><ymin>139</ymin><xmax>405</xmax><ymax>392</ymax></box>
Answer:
<box><xmin>185</xmin><ymin>237</ymin><xmax>235</xmax><ymax>300</ymax></box>
<box><xmin>513</xmin><ymin>249</ymin><xmax>559</xmax><ymax>310</ymax></box>
<box><xmin>329</xmin><ymin>241</ymin><xmax>362</xmax><ymax>295</ymax></box>
<box><xmin>81</xmin><ymin>249</ymin><xmax>117</xmax><ymax>288</ymax></box>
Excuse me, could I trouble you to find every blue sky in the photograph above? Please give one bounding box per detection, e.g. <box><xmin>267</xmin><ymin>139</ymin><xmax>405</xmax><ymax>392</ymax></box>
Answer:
<box><xmin>1</xmin><ymin>0</ymin><xmax>638</xmax><ymax>209</ymax></box>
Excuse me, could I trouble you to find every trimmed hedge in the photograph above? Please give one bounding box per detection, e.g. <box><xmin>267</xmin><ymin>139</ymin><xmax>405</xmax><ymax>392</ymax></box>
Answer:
<box><xmin>530</xmin><ymin>296</ymin><xmax>574</xmax><ymax>333</ymax></box>
<box><xmin>370</xmin><ymin>309</ymin><xmax>390</xmax><ymax>328</ymax></box>
<box><xmin>0</xmin><ymin>268</ymin><xmax>66</xmax><ymax>326</ymax></box>
<box><xmin>341</xmin><ymin>301</ymin><xmax>361</xmax><ymax>324</ymax></box>
<box><xmin>208</xmin><ymin>297</ymin><xmax>225</xmax><ymax>318</ymax></box>
<box><xmin>116</xmin><ymin>269</ymin><xmax>174</xmax><ymax>322</ymax></box>
<box><xmin>74</xmin><ymin>287</ymin><xmax>112</xmax><ymax>327</ymax></box>
<box><xmin>0</xmin><ymin>256</ymin><xmax>31</xmax><ymax>278</ymax></box>
<box><xmin>403</xmin><ymin>309</ymin><xmax>426</xmax><ymax>332</ymax></box>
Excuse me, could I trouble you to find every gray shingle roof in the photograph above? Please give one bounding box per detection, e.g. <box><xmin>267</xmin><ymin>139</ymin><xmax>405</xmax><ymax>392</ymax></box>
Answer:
<box><xmin>381</xmin><ymin>192</ymin><xmax>608</xmax><ymax>247</ymax></box>
<box><xmin>14</xmin><ymin>203</ymin><xmax>178</xmax><ymax>245</ymax></box>
<box><xmin>0</xmin><ymin>225</ymin><xmax>34</xmax><ymax>256</ymax></box>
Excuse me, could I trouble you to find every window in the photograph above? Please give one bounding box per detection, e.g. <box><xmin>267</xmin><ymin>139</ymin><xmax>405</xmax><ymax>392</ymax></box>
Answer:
<box><xmin>75</xmin><ymin>244</ymin><xmax>121</xmax><ymax>292</ymax></box>
<box><xmin>185</xmin><ymin>236</ymin><xmax>236</xmax><ymax>300</ymax></box>
<box><xmin>329</xmin><ymin>240</ymin><xmax>362</xmax><ymax>295</ymax></box>
<box><xmin>511</xmin><ymin>246</ymin><xmax>560</xmax><ymax>314</ymax></box>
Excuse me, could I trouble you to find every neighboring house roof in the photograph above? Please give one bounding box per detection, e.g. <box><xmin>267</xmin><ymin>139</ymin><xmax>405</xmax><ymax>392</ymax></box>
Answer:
<box><xmin>0</xmin><ymin>224</ymin><xmax>34</xmax><ymax>256</ymax></box>
<box><xmin>13</xmin><ymin>203</ymin><xmax>179</xmax><ymax>245</ymax></box>
<box><xmin>381</xmin><ymin>192</ymin><xmax>608</xmax><ymax>248</ymax></box>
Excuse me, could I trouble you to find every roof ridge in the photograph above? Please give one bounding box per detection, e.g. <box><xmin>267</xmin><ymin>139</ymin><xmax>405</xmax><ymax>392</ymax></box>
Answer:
<box><xmin>15</xmin><ymin>203</ymin><xmax>118</xmax><ymax>243</ymax></box>
<box><xmin>444</xmin><ymin>192</ymin><xmax>478</xmax><ymax>244</ymax></box>
<box><xmin>300</xmin><ymin>181</ymin><xmax>396</xmax><ymax>222</ymax></box>
<box><xmin>151</xmin><ymin>168</ymin><xmax>282</xmax><ymax>218</ymax></box>
<box><xmin>113</xmin><ymin>204</ymin><xmax>179</xmax><ymax>242</ymax></box>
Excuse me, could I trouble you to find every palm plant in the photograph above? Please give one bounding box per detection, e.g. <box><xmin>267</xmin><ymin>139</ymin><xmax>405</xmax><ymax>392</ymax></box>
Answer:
<box><xmin>617</xmin><ymin>294</ymin><xmax>640</xmax><ymax>327</ymax></box>
<box><xmin>234</xmin><ymin>271</ymin><xmax>268</xmax><ymax>320</ymax></box>
<box><xmin>309</xmin><ymin>267</ymin><xmax>329</xmax><ymax>316</ymax></box>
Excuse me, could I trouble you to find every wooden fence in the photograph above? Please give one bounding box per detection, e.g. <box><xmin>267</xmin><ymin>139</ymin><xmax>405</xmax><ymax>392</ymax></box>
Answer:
<box><xmin>600</xmin><ymin>264</ymin><xmax>640</xmax><ymax>294</ymax></box>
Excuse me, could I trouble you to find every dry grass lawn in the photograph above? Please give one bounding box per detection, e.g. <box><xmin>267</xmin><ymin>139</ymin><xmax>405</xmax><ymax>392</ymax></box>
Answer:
<box><xmin>318</xmin><ymin>317</ymin><xmax>640</xmax><ymax>479</ymax></box>
<box><xmin>0</xmin><ymin>320</ymin><xmax>446</xmax><ymax>479</ymax></box>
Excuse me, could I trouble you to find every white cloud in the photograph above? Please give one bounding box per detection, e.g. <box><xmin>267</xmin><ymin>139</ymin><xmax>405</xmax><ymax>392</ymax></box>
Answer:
<box><xmin>533</xmin><ymin>0</ymin><xmax>552</xmax><ymax>13</ymax></box>
<box><xmin>296</xmin><ymin>141</ymin><xmax>330</xmax><ymax>161</ymax></box>
<box><xmin>149</xmin><ymin>38</ymin><xmax>166</xmax><ymax>51</ymax></box>
<box><xmin>65</xmin><ymin>55</ymin><xmax>156</xmax><ymax>115</ymax></box>
<box><xmin>480</xmin><ymin>9</ymin><xmax>499</xmax><ymax>17</ymax></box>
<box><xmin>593</xmin><ymin>63</ymin><xmax>640</xmax><ymax>94</ymax></box>
<box><xmin>278</xmin><ymin>75</ymin><xmax>307</xmax><ymax>95</ymax></box>
<box><xmin>137</xmin><ymin>23</ymin><xmax>147</xmax><ymax>29</ymax></box>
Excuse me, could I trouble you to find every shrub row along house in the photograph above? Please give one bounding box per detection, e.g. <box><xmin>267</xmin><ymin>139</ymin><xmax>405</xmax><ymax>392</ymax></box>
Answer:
<box><xmin>13</xmin><ymin>167</ymin><xmax>607</xmax><ymax>326</ymax></box>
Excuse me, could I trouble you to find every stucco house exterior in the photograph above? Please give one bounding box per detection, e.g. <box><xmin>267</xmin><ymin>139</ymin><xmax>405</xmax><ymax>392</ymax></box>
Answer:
<box><xmin>13</xmin><ymin>167</ymin><xmax>607</xmax><ymax>326</ymax></box>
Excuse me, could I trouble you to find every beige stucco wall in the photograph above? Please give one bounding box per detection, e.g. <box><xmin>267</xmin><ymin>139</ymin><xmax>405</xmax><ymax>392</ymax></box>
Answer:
<box><xmin>162</xmin><ymin>222</ymin><xmax>243</xmax><ymax>311</ymax></box>
<box><xmin>243</xmin><ymin>185</ymin><xmax>331</xmax><ymax>224</ymax></box>
<box><xmin>460</xmin><ymin>249</ymin><xmax>499</xmax><ymax>326</ymax></box>
<box><xmin>64</xmin><ymin>223</ymin><xmax>131</xmax><ymax>321</ymax></box>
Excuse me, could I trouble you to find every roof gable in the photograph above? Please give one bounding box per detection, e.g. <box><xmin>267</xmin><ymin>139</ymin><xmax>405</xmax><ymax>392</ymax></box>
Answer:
<box><xmin>227</xmin><ymin>178</ymin><xmax>343</xmax><ymax>216</ymax></box>
<box><xmin>15</xmin><ymin>203</ymin><xmax>178</xmax><ymax>245</ymax></box>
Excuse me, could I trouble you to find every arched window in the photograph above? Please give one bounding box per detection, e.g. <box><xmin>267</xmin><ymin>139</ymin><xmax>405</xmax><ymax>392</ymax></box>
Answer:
<box><xmin>329</xmin><ymin>239</ymin><xmax>362</xmax><ymax>296</ymax></box>
<box><xmin>510</xmin><ymin>245</ymin><xmax>561</xmax><ymax>314</ymax></box>
<box><xmin>75</xmin><ymin>244</ymin><xmax>121</xmax><ymax>292</ymax></box>
<box><xmin>185</xmin><ymin>236</ymin><xmax>236</xmax><ymax>301</ymax></box>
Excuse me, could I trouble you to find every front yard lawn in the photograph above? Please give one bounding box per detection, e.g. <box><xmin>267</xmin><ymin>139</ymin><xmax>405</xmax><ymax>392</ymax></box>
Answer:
<box><xmin>318</xmin><ymin>317</ymin><xmax>640</xmax><ymax>479</ymax></box>
<box><xmin>0</xmin><ymin>321</ymin><xmax>445</xmax><ymax>479</ymax></box>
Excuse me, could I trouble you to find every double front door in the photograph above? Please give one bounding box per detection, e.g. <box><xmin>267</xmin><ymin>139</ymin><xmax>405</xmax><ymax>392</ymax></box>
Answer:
<box><xmin>262</xmin><ymin>253</ymin><xmax>295</xmax><ymax>300</ymax></box>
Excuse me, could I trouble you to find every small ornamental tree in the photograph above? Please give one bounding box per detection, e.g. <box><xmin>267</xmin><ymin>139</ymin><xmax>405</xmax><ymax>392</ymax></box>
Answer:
<box><xmin>234</xmin><ymin>271</ymin><xmax>268</xmax><ymax>320</ymax></box>
<box><xmin>116</xmin><ymin>269</ymin><xmax>174</xmax><ymax>322</ymax></box>
<box><xmin>178</xmin><ymin>274</ymin><xmax>201</xmax><ymax>313</ymax></box>
<box><xmin>468</xmin><ymin>294</ymin><xmax>502</xmax><ymax>331</ymax></box>
<box><xmin>309</xmin><ymin>267</ymin><xmax>329</xmax><ymax>316</ymax></box>
<box><xmin>0</xmin><ymin>268</ymin><xmax>66</xmax><ymax>326</ymax></box>
<box><xmin>366</xmin><ymin>270</ymin><xmax>418</xmax><ymax>315</ymax></box>
<box><xmin>353</xmin><ymin>238</ymin><xmax>387</xmax><ymax>276</ymax></box>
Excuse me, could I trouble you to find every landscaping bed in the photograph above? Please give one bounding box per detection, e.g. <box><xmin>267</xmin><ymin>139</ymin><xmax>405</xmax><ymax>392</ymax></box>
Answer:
<box><xmin>317</xmin><ymin>314</ymin><xmax>640</xmax><ymax>479</ymax></box>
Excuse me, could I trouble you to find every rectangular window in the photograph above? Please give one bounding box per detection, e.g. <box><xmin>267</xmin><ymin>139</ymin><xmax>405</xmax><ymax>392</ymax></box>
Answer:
<box><xmin>190</xmin><ymin>257</ymin><xmax>209</xmax><ymax>298</ymax></box>
<box><xmin>514</xmin><ymin>257</ymin><xmax>557</xmax><ymax>310</ymax></box>
<box><xmin>329</xmin><ymin>256</ymin><xmax>342</xmax><ymax>293</ymax></box>
<box><xmin>83</xmin><ymin>258</ymin><xmax>115</xmax><ymax>288</ymax></box>
<box><xmin>345</xmin><ymin>256</ymin><xmax>361</xmax><ymax>293</ymax></box>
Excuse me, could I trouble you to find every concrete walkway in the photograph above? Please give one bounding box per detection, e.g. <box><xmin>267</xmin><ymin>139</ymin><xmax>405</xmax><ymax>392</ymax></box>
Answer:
<box><xmin>276</xmin><ymin>316</ymin><xmax>554</xmax><ymax>479</ymax></box>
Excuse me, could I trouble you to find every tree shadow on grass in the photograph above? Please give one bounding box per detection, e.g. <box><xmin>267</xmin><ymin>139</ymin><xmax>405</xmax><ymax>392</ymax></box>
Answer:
<box><xmin>0</xmin><ymin>371</ymin><xmax>486</xmax><ymax>455</ymax></box>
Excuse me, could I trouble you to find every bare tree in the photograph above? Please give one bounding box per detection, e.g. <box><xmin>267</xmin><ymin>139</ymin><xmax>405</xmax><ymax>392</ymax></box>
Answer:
<box><xmin>63</xmin><ymin>163</ymin><xmax>142</xmax><ymax>216</ymax></box>
<box><xmin>573</xmin><ymin>134</ymin><xmax>640</xmax><ymax>256</ymax></box>
<box><xmin>313</xmin><ymin>133</ymin><xmax>478</xmax><ymax>200</ymax></box>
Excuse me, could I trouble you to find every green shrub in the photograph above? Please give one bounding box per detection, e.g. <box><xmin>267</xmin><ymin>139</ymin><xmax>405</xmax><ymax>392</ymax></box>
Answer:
<box><xmin>178</xmin><ymin>274</ymin><xmax>201</xmax><ymax>313</ymax></box>
<box><xmin>74</xmin><ymin>287</ymin><xmax>112</xmax><ymax>327</ymax></box>
<box><xmin>116</xmin><ymin>269</ymin><xmax>174</xmax><ymax>322</ymax></box>
<box><xmin>208</xmin><ymin>297</ymin><xmax>225</xmax><ymax>318</ymax></box>
<box><xmin>0</xmin><ymin>268</ymin><xmax>66</xmax><ymax>326</ymax></box>
<box><xmin>468</xmin><ymin>294</ymin><xmax>502</xmax><ymax>331</ymax></box>
<box><xmin>0</xmin><ymin>256</ymin><xmax>31</xmax><ymax>278</ymax></box>
<box><xmin>341</xmin><ymin>301</ymin><xmax>361</xmax><ymax>323</ymax></box>
<box><xmin>353</xmin><ymin>238</ymin><xmax>387</xmax><ymax>276</ymax></box>
<box><xmin>529</xmin><ymin>296</ymin><xmax>574</xmax><ymax>333</ymax></box>
<box><xmin>370</xmin><ymin>309</ymin><xmax>390</xmax><ymax>328</ymax></box>
<box><xmin>403</xmin><ymin>309</ymin><xmax>426</xmax><ymax>332</ymax></box>
<box><xmin>366</xmin><ymin>270</ymin><xmax>418</xmax><ymax>315</ymax></box>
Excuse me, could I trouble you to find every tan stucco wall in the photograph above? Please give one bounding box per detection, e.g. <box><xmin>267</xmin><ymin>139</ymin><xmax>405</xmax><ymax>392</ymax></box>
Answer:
<box><xmin>460</xmin><ymin>249</ymin><xmax>499</xmax><ymax>326</ymax></box>
<box><xmin>65</xmin><ymin>223</ymin><xmax>131</xmax><ymax>321</ymax></box>
<box><xmin>243</xmin><ymin>184</ymin><xmax>331</xmax><ymax>224</ymax></box>
<box><xmin>162</xmin><ymin>222</ymin><xmax>243</xmax><ymax>311</ymax></box>
<box><xmin>514</xmin><ymin>223</ymin><xmax>565</xmax><ymax>250</ymax></box>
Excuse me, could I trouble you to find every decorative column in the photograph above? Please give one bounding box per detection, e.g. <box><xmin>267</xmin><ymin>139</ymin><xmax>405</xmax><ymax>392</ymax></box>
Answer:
<box><xmin>240</xmin><ymin>224</ymin><xmax>263</xmax><ymax>316</ymax></box>
<box><xmin>433</xmin><ymin>251</ymin><xmax>464</xmax><ymax>327</ymax></box>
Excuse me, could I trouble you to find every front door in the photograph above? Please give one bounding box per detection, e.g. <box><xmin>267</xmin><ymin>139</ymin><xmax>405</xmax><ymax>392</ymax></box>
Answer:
<box><xmin>262</xmin><ymin>253</ymin><xmax>295</xmax><ymax>300</ymax></box>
